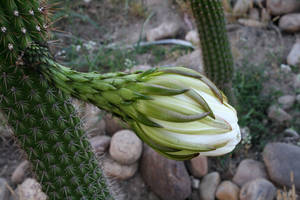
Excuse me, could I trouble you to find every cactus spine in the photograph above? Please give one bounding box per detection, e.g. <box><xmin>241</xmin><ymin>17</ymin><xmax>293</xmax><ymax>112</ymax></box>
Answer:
<box><xmin>0</xmin><ymin>0</ymin><xmax>112</xmax><ymax>199</ymax></box>
<box><xmin>189</xmin><ymin>0</ymin><xmax>234</xmax><ymax>97</ymax></box>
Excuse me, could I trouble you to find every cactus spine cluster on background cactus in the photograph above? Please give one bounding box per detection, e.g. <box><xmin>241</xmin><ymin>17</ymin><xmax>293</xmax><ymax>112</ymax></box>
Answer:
<box><xmin>190</xmin><ymin>0</ymin><xmax>234</xmax><ymax>97</ymax></box>
<box><xmin>0</xmin><ymin>0</ymin><xmax>112</xmax><ymax>199</ymax></box>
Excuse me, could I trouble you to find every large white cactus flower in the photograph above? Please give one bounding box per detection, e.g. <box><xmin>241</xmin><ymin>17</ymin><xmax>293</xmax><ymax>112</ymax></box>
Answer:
<box><xmin>129</xmin><ymin>67</ymin><xmax>241</xmax><ymax>160</ymax></box>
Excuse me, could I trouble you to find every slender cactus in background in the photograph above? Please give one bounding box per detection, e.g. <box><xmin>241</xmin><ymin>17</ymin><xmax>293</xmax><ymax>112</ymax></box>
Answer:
<box><xmin>0</xmin><ymin>0</ymin><xmax>240</xmax><ymax>199</ymax></box>
<box><xmin>190</xmin><ymin>0</ymin><xmax>234</xmax><ymax>98</ymax></box>
<box><xmin>0</xmin><ymin>0</ymin><xmax>112</xmax><ymax>199</ymax></box>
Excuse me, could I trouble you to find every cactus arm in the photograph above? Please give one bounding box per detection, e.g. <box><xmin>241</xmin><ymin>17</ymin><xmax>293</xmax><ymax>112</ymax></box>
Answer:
<box><xmin>189</xmin><ymin>0</ymin><xmax>234</xmax><ymax>96</ymax></box>
<box><xmin>0</xmin><ymin>1</ymin><xmax>113</xmax><ymax>199</ymax></box>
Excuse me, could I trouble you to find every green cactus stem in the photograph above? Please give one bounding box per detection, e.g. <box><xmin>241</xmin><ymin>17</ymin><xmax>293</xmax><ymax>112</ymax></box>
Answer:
<box><xmin>0</xmin><ymin>0</ymin><xmax>112</xmax><ymax>199</ymax></box>
<box><xmin>189</xmin><ymin>0</ymin><xmax>234</xmax><ymax>97</ymax></box>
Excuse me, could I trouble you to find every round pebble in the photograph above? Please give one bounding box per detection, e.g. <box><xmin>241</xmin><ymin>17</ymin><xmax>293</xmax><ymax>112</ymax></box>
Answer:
<box><xmin>109</xmin><ymin>129</ymin><xmax>143</xmax><ymax>165</ymax></box>
<box><xmin>103</xmin><ymin>157</ymin><xmax>138</xmax><ymax>180</ymax></box>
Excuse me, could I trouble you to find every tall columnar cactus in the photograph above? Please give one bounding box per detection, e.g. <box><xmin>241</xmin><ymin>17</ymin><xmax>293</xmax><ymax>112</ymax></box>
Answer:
<box><xmin>0</xmin><ymin>0</ymin><xmax>112</xmax><ymax>199</ymax></box>
<box><xmin>190</xmin><ymin>0</ymin><xmax>234</xmax><ymax>97</ymax></box>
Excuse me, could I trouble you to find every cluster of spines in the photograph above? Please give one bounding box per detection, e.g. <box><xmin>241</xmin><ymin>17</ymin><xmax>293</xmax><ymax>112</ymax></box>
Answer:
<box><xmin>0</xmin><ymin>0</ymin><xmax>49</xmax><ymax>62</ymax></box>
<box><xmin>0</xmin><ymin>0</ymin><xmax>112</xmax><ymax>199</ymax></box>
<box><xmin>190</xmin><ymin>0</ymin><xmax>234</xmax><ymax>92</ymax></box>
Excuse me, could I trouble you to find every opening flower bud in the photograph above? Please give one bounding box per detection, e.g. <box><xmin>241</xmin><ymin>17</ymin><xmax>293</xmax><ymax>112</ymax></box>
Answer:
<box><xmin>128</xmin><ymin>67</ymin><xmax>241</xmax><ymax>160</ymax></box>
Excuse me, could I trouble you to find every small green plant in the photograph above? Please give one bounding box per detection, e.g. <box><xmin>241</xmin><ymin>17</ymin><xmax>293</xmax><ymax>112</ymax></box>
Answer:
<box><xmin>62</xmin><ymin>42</ymin><xmax>138</xmax><ymax>72</ymax></box>
<box><xmin>58</xmin><ymin>40</ymin><xmax>191</xmax><ymax>72</ymax></box>
<box><xmin>233</xmin><ymin>61</ymin><xmax>275</xmax><ymax>150</ymax></box>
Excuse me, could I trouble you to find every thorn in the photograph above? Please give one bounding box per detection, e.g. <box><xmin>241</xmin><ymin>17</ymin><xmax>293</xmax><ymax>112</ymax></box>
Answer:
<box><xmin>45</xmin><ymin>153</ymin><xmax>53</xmax><ymax>163</ymax></box>
<box><xmin>37</xmin><ymin>140</ymin><xmax>48</xmax><ymax>152</ymax></box>
<box><xmin>13</xmin><ymin>120</ymin><xmax>20</xmax><ymax>132</ymax></box>
<box><xmin>4</xmin><ymin>107</ymin><xmax>12</xmax><ymax>120</ymax></box>
<box><xmin>1</xmin><ymin>26</ymin><xmax>7</xmax><ymax>33</ymax></box>
<box><xmin>16</xmin><ymin>56</ymin><xmax>25</xmax><ymax>66</ymax></box>
<box><xmin>49</xmin><ymin>191</ymin><xmax>60</xmax><ymax>199</ymax></box>
<box><xmin>54</xmin><ymin>142</ymin><xmax>64</xmax><ymax>153</ymax></box>
<box><xmin>68</xmin><ymin>140</ymin><xmax>78</xmax><ymax>152</ymax></box>
<box><xmin>30</xmin><ymin>127</ymin><xmax>40</xmax><ymax>142</ymax></box>
<box><xmin>13</xmin><ymin>10</ymin><xmax>19</xmax><ymax>16</ymax></box>
<box><xmin>0</xmin><ymin>72</ymin><xmax>8</xmax><ymax>89</ymax></box>
<box><xmin>44</xmin><ymin>182</ymin><xmax>53</xmax><ymax>194</ymax></box>
<box><xmin>88</xmin><ymin>182</ymin><xmax>97</xmax><ymax>193</ymax></box>
<box><xmin>70</xmin><ymin>176</ymin><xmax>80</xmax><ymax>187</ymax></box>
<box><xmin>16</xmin><ymin>100</ymin><xmax>28</xmax><ymax>114</ymax></box>
<box><xmin>63</xmin><ymin>186</ymin><xmax>70</xmax><ymax>197</ymax></box>
<box><xmin>76</xmin><ymin>186</ymin><xmax>84</xmax><ymax>195</ymax></box>
<box><xmin>20</xmin><ymin>75</ymin><xmax>31</xmax><ymax>86</ymax></box>
<box><xmin>29</xmin><ymin>89</ymin><xmax>38</xmax><ymax>100</ymax></box>
<box><xmin>0</xmin><ymin>94</ymin><xmax>8</xmax><ymax>104</ymax></box>
<box><xmin>38</xmin><ymin>7</ymin><xmax>45</xmax><ymax>13</ymax></box>
<box><xmin>65</xmin><ymin>165</ymin><xmax>75</xmax><ymax>175</ymax></box>
<box><xmin>42</xmin><ymin>116</ymin><xmax>52</xmax><ymax>127</ymax></box>
<box><xmin>50</xmin><ymin>164</ymin><xmax>59</xmax><ymax>175</ymax></box>
<box><xmin>8</xmin><ymin>44</ymin><xmax>13</xmax><ymax>51</ymax></box>
<box><xmin>36</xmin><ymin>25</ymin><xmax>41</xmax><ymax>32</ymax></box>
<box><xmin>10</xmin><ymin>87</ymin><xmax>17</xmax><ymax>101</ymax></box>
<box><xmin>23</xmin><ymin>113</ymin><xmax>34</xmax><ymax>125</ymax></box>
<box><xmin>46</xmin><ymin>88</ymin><xmax>55</xmax><ymax>99</ymax></box>
<box><xmin>52</xmin><ymin>102</ymin><xmax>61</xmax><ymax>113</ymax></box>
<box><xmin>56</xmin><ymin>176</ymin><xmax>64</xmax><ymax>185</ymax></box>
<box><xmin>60</xmin><ymin>153</ymin><xmax>70</xmax><ymax>163</ymax></box>
<box><xmin>19</xmin><ymin>134</ymin><xmax>29</xmax><ymax>147</ymax></box>
<box><xmin>21</xmin><ymin>28</ymin><xmax>26</xmax><ymax>34</ymax></box>
<box><xmin>74</xmin><ymin>151</ymin><xmax>82</xmax><ymax>163</ymax></box>
<box><xmin>39</xmin><ymin>74</ymin><xmax>48</xmax><ymax>88</ymax></box>
<box><xmin>39</xmin><ymin>170</ymin><xmax>46</xmax><ymax>184</ymax></box>
<box><xmin>48</xmin><ymin>129</ymin><xmax>58</xmax><ymax>140</ymax></box>
<box><xmin>35</xmin><ymin>104</ymin><xmax>45</xmax><ymax>116</ymax></box>
<box><xmin>63</xmin><ymin>127</ymin><xmax>70</xmax><ymax>136</ymax></box>
<box><xmin>28</xmin><ymin>147</ymin><xmax>37</xmax><ymax>160</ymax></box>
<box><xmin>78</xmin><ymin>163</ymin><xmax>87</xmax><ymax>173</ymax></box>
<box><xmin>84</xmin><ymin>173</ymin><xmax>90</xmax><ymax>183</ymax></box>
<box><xmin>58</xmin><ymin>116</ymin><xmax>67</xmax><ymax>129</ymax></box>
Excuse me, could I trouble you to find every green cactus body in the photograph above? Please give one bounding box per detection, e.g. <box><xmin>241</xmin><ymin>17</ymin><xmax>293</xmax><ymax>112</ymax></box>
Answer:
<box><xmin>0</xmin><ymin>1</ymin><xmax>112</xmax><ymax>199</ymax></box>
<box><xmin>190</xmin><ymin>0</ymin><xmax>234</xmax><ymax>94</ymax></box>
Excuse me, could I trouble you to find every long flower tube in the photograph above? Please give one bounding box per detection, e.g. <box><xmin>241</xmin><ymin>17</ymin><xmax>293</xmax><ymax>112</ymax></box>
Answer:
<box><xmin>25</xmin><ymin>44</ymin><xmax>241</xmax><ymax>160</ymax></box>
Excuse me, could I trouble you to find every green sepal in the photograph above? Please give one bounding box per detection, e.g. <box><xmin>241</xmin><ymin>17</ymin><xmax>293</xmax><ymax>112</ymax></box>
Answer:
<box><xmin>129</xmin><ymin>82</ymin><xmax>189</xmax><ymax>96</ymax></box>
